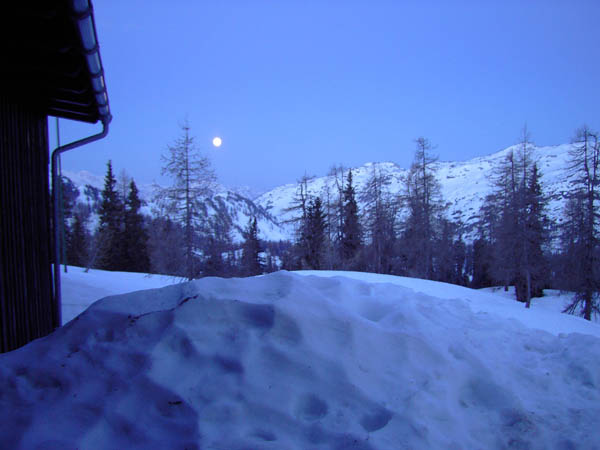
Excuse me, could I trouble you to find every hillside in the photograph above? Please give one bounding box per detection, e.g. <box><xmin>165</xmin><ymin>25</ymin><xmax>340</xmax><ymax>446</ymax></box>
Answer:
<box><xmin>1</xmin><ymin>268</ymin><xmax>599</xmax><ymax>448</ymax></box>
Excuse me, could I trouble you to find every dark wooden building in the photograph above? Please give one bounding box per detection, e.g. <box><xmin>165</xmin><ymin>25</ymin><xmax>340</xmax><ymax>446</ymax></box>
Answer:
<box><xmin>1</xmin><ymin>1</ymin><xmax>111</xmax><ymax>352</ymax></box>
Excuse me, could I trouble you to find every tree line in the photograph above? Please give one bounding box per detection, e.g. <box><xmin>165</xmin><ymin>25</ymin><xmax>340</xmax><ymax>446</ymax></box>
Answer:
<box><xmin>280</xmin><ymin>127</ymin><xmax>599</xmax><ymax>320</ymax></box>
<box><xmin>59</xmin><ymin>124</ymin><xmax>599</xmax><ymax>320</ymax></box>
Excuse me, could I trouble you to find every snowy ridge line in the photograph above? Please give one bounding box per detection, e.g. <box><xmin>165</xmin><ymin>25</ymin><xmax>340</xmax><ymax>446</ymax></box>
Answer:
<box><xmin>64</xmin><ymin>142</ymin><xmax>575</xmax><ymax>243</ymax></box>
<box><xmin>255</xmin><ymin>143</ymin><xmax>575</xmax><ymax>241</ymax></box>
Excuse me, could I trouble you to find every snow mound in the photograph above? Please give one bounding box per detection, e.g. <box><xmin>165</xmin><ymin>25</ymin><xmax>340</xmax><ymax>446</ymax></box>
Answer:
<box><xmin>1</xmin><ymin>271</ymin><xmax>600</xmax><ymax>449</ymax></box>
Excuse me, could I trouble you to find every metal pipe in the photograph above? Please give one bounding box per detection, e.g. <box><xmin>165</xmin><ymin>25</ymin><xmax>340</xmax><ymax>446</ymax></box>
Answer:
<box><xmin>51</xmin><ymin>118</ymin><xmax>109</xmax><ymax>327</ymax></box>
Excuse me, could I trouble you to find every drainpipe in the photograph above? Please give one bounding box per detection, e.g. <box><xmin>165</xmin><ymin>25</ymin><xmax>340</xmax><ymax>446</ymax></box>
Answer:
<box><xmin>51</xmin><ymin>118</ymin><xmax>110</xmax><ymax>327</ymax></box>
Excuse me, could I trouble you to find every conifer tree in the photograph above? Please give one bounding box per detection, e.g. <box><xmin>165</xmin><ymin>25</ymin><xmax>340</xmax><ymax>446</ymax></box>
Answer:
<box><xmin>303</xmin><ymin>197</ymin><xmax>327</xmax><ymax>269</ymax></box>
<box><xmin>96</xmin><ymin>160</ymin><xmax>124</xmax><ymax>270</ymax></box>
<box><xmin>340</xmin><ymin>170</ymin><xmax>361</xmax><ymax>269</ymax></box>
<box><xmin>123</xmin><ymin>179</ymin><xmax>150</xmax><ymax>273</ymax></box>
<box><xmin>241</xmin><ymin>217</ymin><xmax>263</xmax><ymax>276</ymax></box>
<box><xmin>517</xmin><ymin>163</ymin><xmax>549</xmax><ymax>306</ymax></box>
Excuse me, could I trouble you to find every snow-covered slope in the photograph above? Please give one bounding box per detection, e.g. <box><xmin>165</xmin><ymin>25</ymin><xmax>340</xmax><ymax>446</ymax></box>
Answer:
<box><xmin>1</xmin><ymin>268</ymin><xmax>599</xmax><ymax>448</ymax></box>
<box><xmin>256</xmin><ymin>144</ymin><xmax>575</xmax><ymax>239</ymax></box>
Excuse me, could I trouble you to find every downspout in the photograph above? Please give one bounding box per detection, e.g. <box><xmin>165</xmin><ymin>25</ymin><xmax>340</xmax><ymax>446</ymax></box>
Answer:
<box><xmin>51</xmin><ymin>118</ymin><xmax>110</xmax><ymax>327</ymax></box>
<box><xmin>49</xmin><ymin>0</ymin><xmax>112</xmax><ymax>328</ymax></box>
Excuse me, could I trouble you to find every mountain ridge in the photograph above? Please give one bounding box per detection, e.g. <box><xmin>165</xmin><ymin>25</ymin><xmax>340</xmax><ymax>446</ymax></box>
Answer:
<box><xmin>255</xmin><ymin>143</ymin><xmax>574</xmax><ymax>241</ymax></box>
<box><xmin>64</xmin><ymin>142</ymin><xmax>576</xmax><ymax>243</ymax></box>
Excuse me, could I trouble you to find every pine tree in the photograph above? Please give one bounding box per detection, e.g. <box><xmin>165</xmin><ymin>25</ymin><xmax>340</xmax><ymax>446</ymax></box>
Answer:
<box><xmin>96</xmin><ymin>160</ymin><xmax>124</xmax><ymax>270</ymax></box>
<box><xmin>123</xmin><ymin>179</ymin><xmax>150</xmax><ymax>273</ymax></box>
<box><xmin>516</xmin><ymin>163</ymin><xmax>549</xmax><ymax>306</ymax></box>
<box><xmin>302</xmin><ymin>197</ymin><xmax>327</xmax><ymax>269</ymax></box>
<box><xmin>241</xmin><ymin>217</ymin><xmax>263</xmax><ymax>276</ymax></box>
<box><xmin>340</xmin><ymin>170</ymin><xmax>361</xmax><ymax>269</ymax></box>
<box><xmin>155</xmin><ymin>122</ymin><xmax>216</xmax><ymax>280</ymax></box>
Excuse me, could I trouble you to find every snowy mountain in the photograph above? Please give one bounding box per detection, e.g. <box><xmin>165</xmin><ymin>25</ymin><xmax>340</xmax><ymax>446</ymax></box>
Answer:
<box><xmin>1</xmin><ymin>267</ymin><xmax>599</xmax><ymax>448</ymax></box>
<box><xmin>64</xmin><ymin>142</ymin><xmax>575</xmax><ymax>244</ymax></box>
<box><xmin>255</xmin><ymin>143</ymin><xmax>575</xmax><ymax>240</ymax></box>
<box><xmin>62</xmin><ymin>171</ymin><xmax>287</xmax><ymax>243</ymax></box>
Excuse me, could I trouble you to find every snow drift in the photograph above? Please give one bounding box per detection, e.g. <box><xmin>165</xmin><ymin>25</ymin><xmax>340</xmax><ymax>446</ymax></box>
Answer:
<box><xmin>1</xmin><ymin>271</ymin><xmax>599</xmax><ymax>449</ymax></box>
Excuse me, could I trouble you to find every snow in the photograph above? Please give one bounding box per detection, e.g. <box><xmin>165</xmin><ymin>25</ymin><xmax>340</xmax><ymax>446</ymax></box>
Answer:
<box><xmin>60</xmin><ymin>266</ymin><xmax>181</xmax><ymax>324</ymax></box>
<box><xmin>2</xmin><ymin>268</ymin><xmax>599</xmax><ymax>448</ymax></box>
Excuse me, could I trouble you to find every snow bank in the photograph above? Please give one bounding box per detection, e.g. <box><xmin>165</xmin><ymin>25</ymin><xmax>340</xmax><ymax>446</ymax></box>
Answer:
<box><xmin>61</xmin><ymin>266</ymin><xmax>181</xmax><ymax>324</ymax></box>
<box><xmin>1</xmin><ymin>271</ymin><xmax>599</xmax><ymax>449</ymax></box>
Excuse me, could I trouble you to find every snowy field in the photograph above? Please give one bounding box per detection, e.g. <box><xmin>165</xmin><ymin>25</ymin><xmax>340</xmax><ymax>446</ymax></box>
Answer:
<box><xmin>1</xmin><ymin>268</ymin><xmax>599</xmax><ymax>449</ymax></box>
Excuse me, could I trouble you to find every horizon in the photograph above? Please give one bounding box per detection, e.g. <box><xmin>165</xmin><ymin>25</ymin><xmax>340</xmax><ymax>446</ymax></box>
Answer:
<box><xmin>61</xmin><ymin>140</ymin><xmax>572</xmax><ymax>195</ymax></box>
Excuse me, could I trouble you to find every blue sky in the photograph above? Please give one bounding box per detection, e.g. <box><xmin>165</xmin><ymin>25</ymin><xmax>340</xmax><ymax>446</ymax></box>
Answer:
<box><xmin>56</xmin><ymin>0</ymin><xmax>600</xmax><ymax>192</ymax></box>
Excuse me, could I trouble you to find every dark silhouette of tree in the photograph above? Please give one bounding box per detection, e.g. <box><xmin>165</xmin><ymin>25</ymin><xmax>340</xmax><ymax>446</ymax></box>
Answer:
<box><xmin>561</xmin><ymin>126</ymin><xmax>600</xmax><ymax>320</ymax></box>
<box><xmin>155</xmin><ymin>121</ymin><xmax>216</xmax><ymax>280</ymax></box>
<box><xmin>147</xmin><ymin>217</ymin><xmax>185</xmax><ymax>276</ymax></box>
<box><xmin>122</xmin><ymin>179</ymin><xmax>150</xmax><ymax>273</ymax></box>
<box><xmin>202</xmin><ymin>215</ymin><xmax>233</xmax><ymax>277</ymax></box>
<box><xmin>516</xmin><ymin>163</ymin><xmax>549</xmax><ymax>306</ymax></box>
<box><xmin>361</xmin><ymin>165</ymin><xmax>397</xmax><ymax>274</ymax></box>
<box><xmin>434</xmin><ymin>219</ymin><xmax>467</xmax><ymax>285</ymax></box>
<box><xmin>284</xmin><ymin>174</ymin><xmax>315</xmax><ymax>270</ymax></box>
<box><xmin>400</xmin><ymin>137</ymin><xmax>442</xmax><ymax>278</ymax></box>
<box><xmin>241</xmin><ymin>217</ymin><xmax>263</xmax><ymax>276</ymax></box>
<box><xmin>480</xmin><ymin>128</ymin><xmax>549</xmax><ymax>304</ymax></box>
<box><xmin>302</xmin><ymin>197</ymin><xmax>327</xmax><ymax>269</ymax></box>
<box><xmin>66</xmin><ymin>210</ymin><xmax>89</xmax><ymax>267</ymax></box>
<box><xmin>96</xmin><ymin>160</ymin><xmax>124</xmax><ymax>271</ymax></box>
<box><xmin>340</xmin><ymin>170</ymin><xmax>362</xmax><ymax>269</ymax></box>
<box><xmin>470</xmin><ymin>216</ymin><xmax>495</xmax><ymax>289</ymax></box>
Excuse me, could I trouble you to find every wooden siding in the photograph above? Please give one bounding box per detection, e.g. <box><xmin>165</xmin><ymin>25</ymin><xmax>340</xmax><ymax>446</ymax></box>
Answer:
<box><xmin>0</xmin><ymin>94</ymin><xmax>57</xmax><ymax>353</ymax></box>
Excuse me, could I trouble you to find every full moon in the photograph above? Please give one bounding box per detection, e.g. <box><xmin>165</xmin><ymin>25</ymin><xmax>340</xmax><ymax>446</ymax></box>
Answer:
<box><xmin>212</xmin><ymin>137</ymin><xmax>222</xmax><ymax>148</ymax></box>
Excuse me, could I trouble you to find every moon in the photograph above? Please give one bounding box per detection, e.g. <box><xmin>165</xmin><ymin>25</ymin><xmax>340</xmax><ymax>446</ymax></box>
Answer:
<box><xmin>212</xmin><ymin>137</ymin><xmax>222</xmax><ymax>148</ymax></box>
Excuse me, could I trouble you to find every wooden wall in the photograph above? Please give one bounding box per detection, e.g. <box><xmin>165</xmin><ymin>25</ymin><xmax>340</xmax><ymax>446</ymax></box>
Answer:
<box><xmin>0</xmin><ymin>94</ymin><xmax>57</xmax><ymax>353</ymax></box>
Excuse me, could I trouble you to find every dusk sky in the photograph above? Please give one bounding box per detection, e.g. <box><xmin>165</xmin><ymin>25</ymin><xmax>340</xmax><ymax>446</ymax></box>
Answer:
<box><xmin>55</xmin><ymin>0</ymin><xmax>600</xmax><ymax>193</ymax></box>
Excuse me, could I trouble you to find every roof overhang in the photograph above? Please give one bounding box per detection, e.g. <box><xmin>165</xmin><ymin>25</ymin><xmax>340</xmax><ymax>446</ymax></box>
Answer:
<box><xmin>1</xmin><ymin>0</ymin><xmax>111</xmax><ymax>124</ymax></box>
